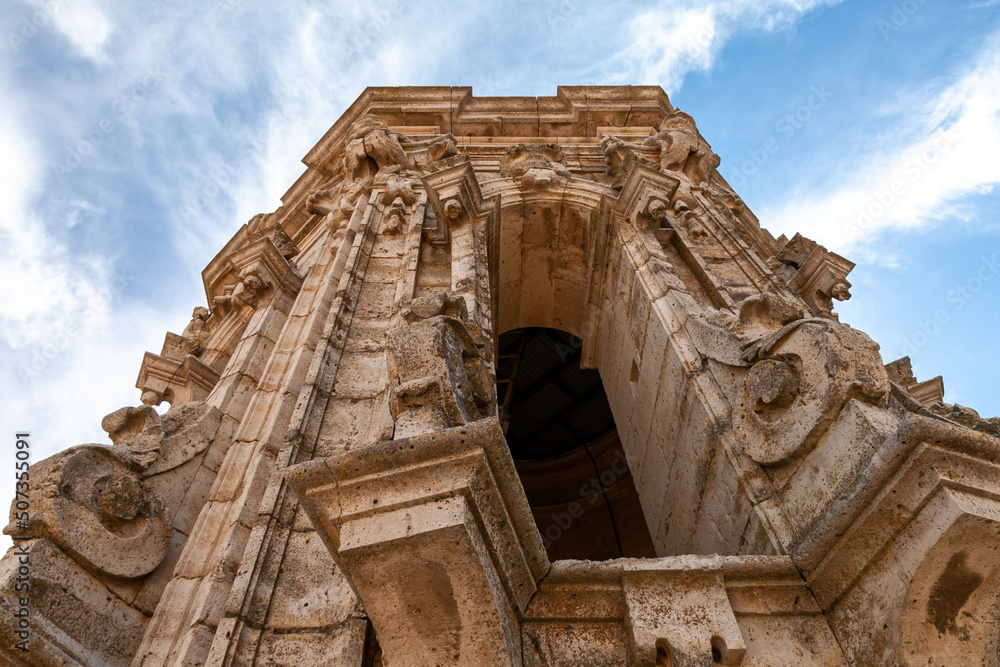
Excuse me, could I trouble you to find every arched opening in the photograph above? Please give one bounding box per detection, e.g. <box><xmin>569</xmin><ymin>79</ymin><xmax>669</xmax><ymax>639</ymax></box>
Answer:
<box><xmin>496</xmin><ymin>327</ymin><xmax>656</xmax><ymax>561</ymax></box>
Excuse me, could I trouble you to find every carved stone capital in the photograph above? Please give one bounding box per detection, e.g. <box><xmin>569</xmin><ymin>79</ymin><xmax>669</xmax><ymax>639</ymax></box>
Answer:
<box><xmin>771</xmin><ymin>233</ymin><xmax>855</xmax><ymax>320</ymax></box>
<box><xmin>886</xmin><ymin>356</ymin><xmax>945</xmax><ymax>407</ymax></box>
<box><xmin>136</xmin><ymin>350</ymin><xmax>221</xmax><ymax>407</ymax></box>
<box><xmin>202</xmin><ymin>234</ymin><xmax>303</xmax><ymax>319</ymax></box>
<box><xmin>421</xmin><ymin>158</ymin><xmax>486</xmax><ymax>228</ymax></box>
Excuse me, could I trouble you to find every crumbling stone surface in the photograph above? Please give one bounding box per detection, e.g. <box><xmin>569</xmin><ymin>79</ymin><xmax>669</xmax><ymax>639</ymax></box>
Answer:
<box><xmin>5</xmin><ymin>87</ymin><xmax>999</xmax><ymax>666</ymax></box>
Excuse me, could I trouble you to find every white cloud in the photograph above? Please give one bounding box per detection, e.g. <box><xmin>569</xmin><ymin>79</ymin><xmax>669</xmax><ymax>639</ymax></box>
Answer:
<box><xmin>47</xmin><ymin>0</ymin><xmax>113</xmax><ymax>63</ymax></box>
<box><xmin>0</xmin><ymin>86</ymin><xmax>117</xmax><ymax>350</ymax></box>
<box><xmin>226</xmin><ymin>2</ymin><xmax>491</xmax><ymax>225</ymax></box>
<box><xmin>0</xmin><ymin>0</ymin><xmax>493</xmax><ymax>554</ymax></box>
<box><xmin>613</xmin><ymin>0</ymin><xmax>843</xmax><ymax>91</ymax></box>
<box><xmin>762</xmin><ymin>33</ymin><xmax>1000</xmax><ymax>255</ymax></box>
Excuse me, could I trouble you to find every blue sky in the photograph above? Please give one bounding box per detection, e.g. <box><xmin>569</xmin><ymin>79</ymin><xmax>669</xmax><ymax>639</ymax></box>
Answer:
<box><xmin>1</xmin><ymin>0</ymin><xmax>999</xmax><ymax>521</ymax></box>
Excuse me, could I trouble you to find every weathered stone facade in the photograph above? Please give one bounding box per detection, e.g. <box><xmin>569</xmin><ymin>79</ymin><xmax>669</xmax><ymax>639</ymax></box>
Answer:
<box><xmin>3</xmin><ymin>86</ymin><xmax>999</xmax><ymax>666</ymax></box>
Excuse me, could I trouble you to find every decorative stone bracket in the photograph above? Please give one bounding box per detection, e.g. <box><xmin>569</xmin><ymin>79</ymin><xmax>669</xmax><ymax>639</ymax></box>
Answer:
<box><xmin>202</xmin><ymin>234</ymin><xmax>303</xmax><ymax>318</ymax></box>
<box><xmin>286</xmin><ymin>418</ymin><xmax>549</xmax><ymax>667</ymax></box>
<box><xmin>136</xmin><ymin>349</ymin><xmax>221</xmax><ymax>407</ymax></box>
<box><xmin>624</xmin><ymin>561</ymin><xmax>746</xmax><ymax>667</ymax></box>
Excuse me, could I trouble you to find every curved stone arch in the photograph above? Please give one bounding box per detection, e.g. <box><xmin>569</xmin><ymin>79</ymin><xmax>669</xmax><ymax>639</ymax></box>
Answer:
<box><xmin>484</xmin><ymin>171</ymin><xmax>747</xmax><ymax>559</ymax></box>
<box><xmin>484</xmin><ymin>176</ymin><xmax>612</xmax><ymax>342</ymax></box>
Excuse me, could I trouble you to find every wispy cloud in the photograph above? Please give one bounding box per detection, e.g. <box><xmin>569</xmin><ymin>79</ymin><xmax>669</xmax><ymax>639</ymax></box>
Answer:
<box><xmin>762</xmin><ymin>32</ymin><xmax>1000</xmax><ymax>256</ymax></box>
<box><xmin>0</xmin><ymin>0</ymin><xmax>497</xmax><ymax>554</ymax></box>
<box><xmin>611</xmin><ymin>0</ymin><xmax>843</xmax><ymax>91</ymax></box>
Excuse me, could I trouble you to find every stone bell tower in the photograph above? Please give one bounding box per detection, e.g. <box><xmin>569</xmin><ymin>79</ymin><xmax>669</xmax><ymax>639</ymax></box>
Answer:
<box><xmin>4</xmin><ymin>86</ymin><xmax>1000</xmax><ymax>666</ymax></box>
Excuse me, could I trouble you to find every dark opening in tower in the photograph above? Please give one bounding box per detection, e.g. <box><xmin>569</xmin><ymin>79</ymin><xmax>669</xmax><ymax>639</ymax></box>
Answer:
<box><xmin>496</xmin><ymin>327</ymin><xmax>656</xmax><ymax>561</ymax></box>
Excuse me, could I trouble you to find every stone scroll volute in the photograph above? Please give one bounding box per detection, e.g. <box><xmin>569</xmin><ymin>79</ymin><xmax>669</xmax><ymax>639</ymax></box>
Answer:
<box><xmin>733</xmin><ymin>295</ymin><xmax>891</xmax><ymax>466</ymax></box>
<box><xmin>3</xmin><ymin>401</ymin><xmax>222</xmax><ymax>581</ymax></box>
<box><xmin>5</xmin><ymin>445</ymin><xmax>171</xmax><ymax>579</ymax></box>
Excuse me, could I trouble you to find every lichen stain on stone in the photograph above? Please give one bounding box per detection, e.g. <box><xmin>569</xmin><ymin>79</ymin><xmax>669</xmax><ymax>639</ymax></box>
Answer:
<box><xmin>926</xmin><ymin>551</ymin><xmax>984</xmax><ymax>635</ymax></box>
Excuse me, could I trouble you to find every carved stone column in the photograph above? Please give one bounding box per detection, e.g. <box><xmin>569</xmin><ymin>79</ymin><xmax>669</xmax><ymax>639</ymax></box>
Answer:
<box><xmin>287</xmin><ymin>152</ymin><xmax>547</xmax><ymax>665</ymax></box>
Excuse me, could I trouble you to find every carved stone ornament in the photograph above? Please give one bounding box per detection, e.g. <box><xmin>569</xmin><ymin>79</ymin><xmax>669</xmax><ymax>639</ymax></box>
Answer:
<box><xmin>387</xmin><ymin>294</ymin><xmax>495</xmax><ymax>439</ymax></box>
<box><xmin>101</xmin><ymin>405</ymin><xmax>165</xmax><ymax>470</ymax></box>
<box><xmin>733</xmin><ymin>295</ymin><xmax>891</xmax><ymax>465</ymax></box>
<box><xmin>604</xmin><ymin>109</ymin><xmax>720</xmax><ymax>186</ymax></box>
<box><xmin>307</xmin><ymin>176</ymin><xmax>373</xmax><ymax>236</ymax></box>
<box><xmin>402</xmin><ymin>291</ymin><xmax>469</xmax><ymax>323</ymax></box>
<box><xmin>500</xmin><ymin>143</ymin><xmax>571</xmax><ymax>189</ymax></box>
<box><xmin>213</xmin><ymin>270</ymin><xmax>266</xmax><ymax>312</ymax></box>
<box><xmin>928</xmin><ymin>401</ymin><xmax>1000</xmax><ymax>438</ymax></box>
<box><xmin>179</xmin><ymin>306</ymin><xmax>210</xmax><ymax>357</ymax></box>
<box><xmin>4</xmin><ymin>445</ymin><xmax>171</xmax><ymax>578</ymax></box>
<box><xmin>770</xmin><ymin>233</ymin><xmax>855</xmax><ymax>320</ymax></box>
<box><xmin>381</xmin><ymin>197</ymin><xmax>408</xmax><ymax>235</ymax></box>
<box><xmin>337</xmin><ymin>113</ymin><xmax>459</xmax><ymax>183</ymax></box>
<box><xmin>104</xmin><ymin>401</ymin><xmax>223</xmax><ymax>476</ymax></box>
<box><xmin>137</xmin><ymin>349</ymin><xmax>221</xmax><ymax>407</ymax></box>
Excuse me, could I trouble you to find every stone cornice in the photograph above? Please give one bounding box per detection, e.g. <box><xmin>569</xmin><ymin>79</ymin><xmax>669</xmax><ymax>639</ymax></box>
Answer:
<box><xmin>304</xmin><ymin>86</ymin><xmax>673</xmax><ymax>170</ymax></box>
